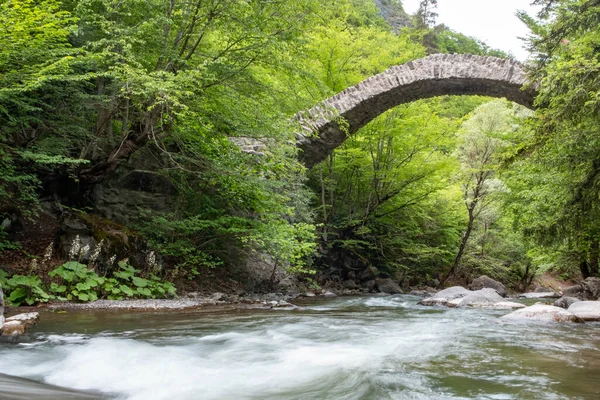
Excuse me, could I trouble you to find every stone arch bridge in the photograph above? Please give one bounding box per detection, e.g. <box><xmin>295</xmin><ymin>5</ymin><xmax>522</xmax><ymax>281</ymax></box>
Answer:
<box><xmin>238</xmin><ymin>54</ymin><xmax>537</xmax><ymax>167</ymax></box>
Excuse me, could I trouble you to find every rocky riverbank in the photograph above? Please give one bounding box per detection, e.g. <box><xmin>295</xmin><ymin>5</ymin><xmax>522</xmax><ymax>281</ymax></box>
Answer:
<box><xmin>416</xmin><ymin>275</ymin><xmax>600</xmax><ymax>323</ymax></box>
<box><xmin>3</xmin><ymin>274</ymin><xmax>600</xmax><ymax>342</ymax></box>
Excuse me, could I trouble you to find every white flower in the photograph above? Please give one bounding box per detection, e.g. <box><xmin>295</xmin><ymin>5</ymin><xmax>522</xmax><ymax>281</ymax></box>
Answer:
<box><xmin>146</xmin><ymin>251</ymin><xmax>161</xmax><ymax>272</ymax></box>
<box><xmin>68</xmin><ymin>235</ymin><xmax>81</xmax><ymax>260</ymax></box>
<box><xmin>42</xmin><ymin>243</ymin><xmax>53</xmax><ymax>265</ymax></box>
<box><xmin>89</xmin><ymin>239</ymin><xmax>104</xmax><ymax>265</ymax></box>
<box><xmin>79</xmin><ymin>244</ymin><xmax>90</xmax><ymax>262</ymax></box>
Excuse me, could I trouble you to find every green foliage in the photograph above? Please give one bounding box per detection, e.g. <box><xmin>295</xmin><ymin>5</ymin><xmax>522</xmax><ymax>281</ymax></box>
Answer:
<box><xmin>502</xmin><ymin>0</ymin><xmax>600</xmax><ymax>279</ymax></box>
<box><xmin>3</xmin><ymin>274</ymin><xmax>51</xmax><ymax>306</ymax></box>
<box><xmin>108</xmin><ymin>259</ymin><xmax>176</xmax><ymax>299</ymax></box>
<box><xmin>0</xmin><ymin>258</ymin><xmax>176</xmax><ymax>306</ymax></box>
<box><xmin>309</xmin><ymin>98</ymin><xmax>468</xmax><ymax>281</ymax></box>
<box><xmin>48</xmin><ymin>259</ymin><xmax>176</xmax><ymax>301</ymax></box>
<box><xmin>245</xmin><ymin>221</ymin><xmax>317</xmax><ymax>274</ymax></box>
<box><xmin>49</xmin><ymin>261</ymin><xmax>103</xmax><ymax>301</ymax></box>
<box><xmin>0</xmin><ymin>0</ymin><xmax>550</xmax><ymax>290</ymax></box>
<box><xmin>434</xmin><ymin>29</ymin><xmax>509</xmax><ymax>58</ymax></box>
<box><xmin>0</xmin><ymin>229</ymin><xmax>22</xmax><ymax>251</ymax></box>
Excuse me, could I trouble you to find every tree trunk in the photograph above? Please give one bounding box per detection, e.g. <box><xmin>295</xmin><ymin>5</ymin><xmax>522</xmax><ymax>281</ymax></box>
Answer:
<box><xmin>78</xmin><ymin>133</ymin><xmax>149</xmax><ymax>185</ymax></box>
<box><xmin>580</xmin><ymin>259</ymin><xmax>591</xmax><ymax>280</ymax></box>
<box><xmin>441</xmin><ymin>206</ymin><xmax>476</xmax><ymax>285</ymax></box>
<box><xmin>589</xmin><ymin>238</ymin><xmax>599</xmax><ymax>277</ymax></box>
<box><xmin>270</xmin><ymin>260</ymin><xmax>279</xmax><ymax>290</ymax></box>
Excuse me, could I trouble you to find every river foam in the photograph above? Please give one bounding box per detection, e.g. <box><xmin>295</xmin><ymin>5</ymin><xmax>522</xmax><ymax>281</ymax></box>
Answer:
<box><xmin>1</xmin><ymin>295</ymin><xmax>599</xmax><ymax>399</ymax></box>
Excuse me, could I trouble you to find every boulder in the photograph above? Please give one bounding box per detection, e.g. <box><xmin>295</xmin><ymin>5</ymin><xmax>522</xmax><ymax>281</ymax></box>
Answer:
<box><xmin>581</xmin><ymin>277</ymin><xmax>600</xmax><ymax>300</ymax></box>
<box><xmin>1</xmin><ymin>321</ymin><xmax>26</xmax><ymax>336</ymax></box>
<box><xmin>488</xmin><ymin>301</ymin><xmax>526</xmax><ymax>310</ymax></box>
<box><xmin>277</xmin><ymin>277</ymin><xmax>301</xmax><ymax>295</ymax></box>
<box><xmin>469</xmin><ymin>275</ymin><xmax>506</xmax><ymax>297</ymax></box>
<box><xmin>376</xmin><ymin>278</ymin><xmax>403</xmax><ymax>294</ymax></box>
<box><xmin>342</xmin><ymin>280</ymin><xmax>359</xmax><ymax>290</ymax></box>
<box><xmin>358</xmin><ymin>266</ymin><xmax>378</xmax><ymax>282</ymax></box>
<box><xmin>419</xmin><ymin>286</ymin><xmax>470</xmax><ymax>306</ymax></box>
<box><xmin>553</xmin><ymin>296</ymin><xmax>581</xmax><ymax>309</ymax></box>
<box><xmin>427</xmin><ymin>278</ymin><xmax>440</xmax><ymax>288</ymax></box>
<box><xmin>568</xmin><ymin>301</ymin><xmax>600</xmax><ymax>321</ymax></box>
<box><xmin>452</xmin><ymin>288</ymin><xmax>505</xmax><ymax>308</ymax></box>
<box><xmin>1</xmin><ymin>312</ymin><xmax>39</xmax><ymax>337</ymax></box>
<box><xmin>501</xmin><ymin>304</ymin><xmax>584</xmax><ymax>323</ymax></box>
<box><xmin>519</xmin><ymin>292</ymin><xmax>560</xmax><ymax>299</ymax></box>
<box><xmin>561</xmin><ymin>284</ymin><xmax>583</xmax><ymax>297</ymax></box>
<box><xmin>5</xmin><ymin>312</ymin><xmax>39</xmax><ymax>327</ymax></box>
<box><xmin>410</xmin><ymin>290</ymin><xmax>430</xmax><ymax>297</ymax></box>
<box><xmin>210</xmin><ymin>292</ymin><xmax>226</xmax><ymax>301</ymax></box>
<box><xmin>534</xmin><ymin>286</ymin><xmax>552</xmax><ymax>293</ymax></box>
<box><xmin>364</xmin><ymin>280</ymin><xmax>376</xmax><ymax>292</ymax></box>
<box><xmin>322</xmin><ymin>291</ymin><xmax>337</xmax><ymax>298</ymax></box>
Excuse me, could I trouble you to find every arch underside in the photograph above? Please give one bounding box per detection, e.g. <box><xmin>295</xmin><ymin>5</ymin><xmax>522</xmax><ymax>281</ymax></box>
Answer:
<box><xmin>295</xmin><ymin>55</ymin><xmax>536</xmax><ymax>168</ymax></box>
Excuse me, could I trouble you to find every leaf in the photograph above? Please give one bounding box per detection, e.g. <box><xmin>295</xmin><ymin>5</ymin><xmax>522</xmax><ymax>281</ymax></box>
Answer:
<box><xmin>84</xmin><ymin>277</ymin><xmax>100</xmax><ymax>288</ymax></box>
<box><xmin>50</xmin><ymin>283</ymin><xmax>67</xmax><ymax>293</ymax></box>
<box><xmin>120</xmin><ymin>285</ymin><xmax>134</xmax><ymax>297</ymax></box>
<box><xmin>9</xmin><ymin>287</ymin><xmax>27</xmax><ymax>304</ymax></box>
<box><xmin>114</xmin><ymin>271</ymin><xmax>132</xmax><ymax>281</ymax></box>
<box><xmin>131</xmin><ymin>276</ymin><xmax>148</xmax><ymax>288</ymax></box>
<box><xmin>76</xmin><ymin>282</ymin><xmax>91</xmax><ymax>291</ymax></box>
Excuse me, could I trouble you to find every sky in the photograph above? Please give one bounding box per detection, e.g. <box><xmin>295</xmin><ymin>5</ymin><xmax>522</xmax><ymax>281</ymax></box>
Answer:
<box><xmin>401</xmin><ymin>0</ymin><xmax>541</xmax><ymax>61</ymax></box>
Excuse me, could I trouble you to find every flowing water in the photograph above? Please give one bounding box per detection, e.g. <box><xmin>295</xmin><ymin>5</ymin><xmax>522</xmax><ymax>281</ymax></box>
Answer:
<box><xmin>1</xmin><ymin>295</ymin><xmax>599</xmax><ymax>399</ymax></box>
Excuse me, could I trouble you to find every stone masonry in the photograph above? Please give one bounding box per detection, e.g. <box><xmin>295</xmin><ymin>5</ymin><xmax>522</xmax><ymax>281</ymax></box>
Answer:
<box><xmin>293</xmin><ymin>54</ymin><xmax>536</xmax><ymax>167</ymax></box>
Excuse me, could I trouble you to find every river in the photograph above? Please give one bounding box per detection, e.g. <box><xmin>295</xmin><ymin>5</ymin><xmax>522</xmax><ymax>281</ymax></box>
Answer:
<box><xmin>1</xmin><ymin>295</ymin><xmax>599</xmax><ymax>399</ymax></box>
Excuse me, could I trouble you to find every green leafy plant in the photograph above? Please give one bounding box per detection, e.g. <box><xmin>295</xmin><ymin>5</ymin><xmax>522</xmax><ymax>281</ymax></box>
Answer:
<box><xmin>48</xmin><ymin>259</ymin><xmax>176</xmax><ymax>301</ymax></box>
<box><xmin>3</xmin><ymin>274</ymin><xmax>51</xmax><ymax>306</ymax></box>
<box><xmin>110</xmin><ymin>259</ymin><xmax>176</xmax><ymax>299</ymax></box>
<box><xmin>49</xmin><ymin>261</ymin><xmax>104</xmax><ymax>301</ymax></box>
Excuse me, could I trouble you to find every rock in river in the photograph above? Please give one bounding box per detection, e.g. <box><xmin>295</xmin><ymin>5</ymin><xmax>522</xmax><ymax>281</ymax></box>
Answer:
<box><xmin>421</xmin><ymin>286</ymin><xmax>526</xmax><ymax>309</ymax></box>
<box><xmin>562</xmin><ymin>284</ymin><xmax>583</xmax><ymax>298</ymax></box>
<box><xmin>488</xmin><ymin>301</ymin><xmax>526</xmax><ymax>310</ymax></box>
<box><xmin>448</xmin><ymin>288</ymin><xmax>504</xmax><ymax>308</ymax></box>
<box><xmin>342</xmin><ymin>280</ymin><xmax>359</xmax><ymax>290</ymax></box>
<box><xmin>568</xmin><ymin>301</ymin><xmax>600</xmax><ymax>321</ymax></box>
<box><xmin>501</xmin><ymin>304</ymin><xmax>583</xmax><ymax>323</ymax></box>
<box><xmin>581</xmin><ymin>277</ymin><xmax>600</xmax><ymax>300</ymax></box>
<box><xmin>1</xmin><ymin>312</ymin><xmax>40</xmax><ymax>337</ymax></box>
<box><xmin>419</xmin><ymin>286</ymin><xmax>470</xmax><ymax>306</ymax></box>
<box><xmin>553</xmin><ymin>296</ymin><xmax>581</xmax><ymax>309</ymax></box>
<box><xmin>469</xmin><ymin>275</ymin><xmax>506</xmax><ymax>297</ymax></box>
<box><xmin>519</xmin><ymin>292</ymin><xmax>560</xmax><ymax>299</ymax></box>
<box><xmin>376</xmin><ymin>278</ymin><xmax>403</xmax><ymax>294</ymax></box>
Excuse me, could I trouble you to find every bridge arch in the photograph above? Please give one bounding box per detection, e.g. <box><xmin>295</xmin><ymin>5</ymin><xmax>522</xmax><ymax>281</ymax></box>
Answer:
<box><xmin>295</xmin><ymin>54</ymin><xmax>537</xmax><ymax>168</ymax></box>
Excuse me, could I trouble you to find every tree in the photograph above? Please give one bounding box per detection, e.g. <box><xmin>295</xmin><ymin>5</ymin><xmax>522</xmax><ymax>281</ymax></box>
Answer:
<box><xmin>416</xmin><ymin>0</ymin><xmax>438</xmax><ymax>27</ymax></box>
<box><xmin>0</xmin><ymin>0</ymin><xmax>84</xmax><ymax>217</ymax></box>
<box><xmin>508</xmin><ymin>0</ymin><xmax>600</xmax><ymax>279</ymax></box>
<box><xmin>442</xmin><ymin>101</ymin><xmax>518</xmax><ymax>283</ymax></box>
<box><xmin>309</xmin><ymin>98</ymin><xmax>467</xmax><ymax>283</ymax></box>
